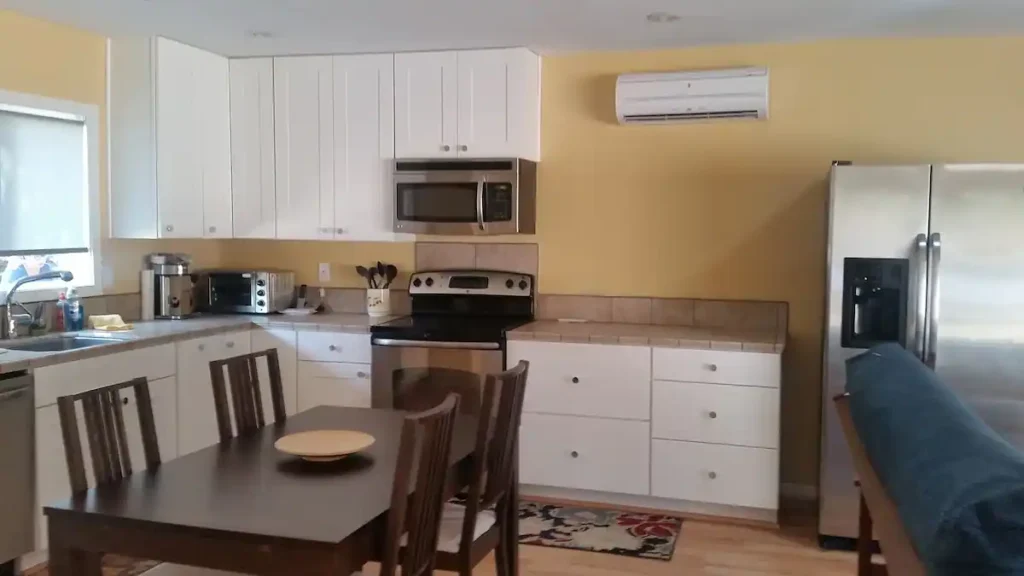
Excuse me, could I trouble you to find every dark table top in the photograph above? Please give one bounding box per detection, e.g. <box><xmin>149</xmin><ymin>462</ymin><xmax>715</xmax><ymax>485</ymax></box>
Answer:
<box><xmin>44</xmin><ymin>406</ymin><xmax>477</xmax><ymax>545</ymax></box>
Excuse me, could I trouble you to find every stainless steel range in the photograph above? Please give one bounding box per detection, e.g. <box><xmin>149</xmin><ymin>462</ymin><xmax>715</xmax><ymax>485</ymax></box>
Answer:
<box><xmin>370</xmin><ymin>270</ymin><xmax>534</xmax><ymax>408</ymax></box>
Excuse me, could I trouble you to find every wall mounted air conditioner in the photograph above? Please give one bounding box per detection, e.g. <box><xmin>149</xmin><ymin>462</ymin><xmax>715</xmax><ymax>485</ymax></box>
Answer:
<box><xmin>615</xmin><ymin>67</ymin><xmax>769</xmax><ymax>125</ymax></box>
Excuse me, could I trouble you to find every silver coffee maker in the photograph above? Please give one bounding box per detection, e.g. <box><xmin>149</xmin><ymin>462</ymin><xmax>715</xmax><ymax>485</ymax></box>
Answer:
<box><xmin>142</xmin><ymin>254</ymin><xmax>196</xmax><ymax>319</ymax></box>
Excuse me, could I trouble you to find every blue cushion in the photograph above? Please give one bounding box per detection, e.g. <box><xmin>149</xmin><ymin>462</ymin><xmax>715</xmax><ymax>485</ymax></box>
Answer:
<box><xmin>846</xmin><ymin>343</ymin><xmax>1024</xmax><ymax>575</ymax></box>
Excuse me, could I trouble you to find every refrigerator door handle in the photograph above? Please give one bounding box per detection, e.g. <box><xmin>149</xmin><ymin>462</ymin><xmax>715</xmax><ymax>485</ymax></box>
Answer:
<box><xmin>925</xmin><ymin>232</ymin><xmax>942</xmax><ymax>369</ymax></box>
<box><xmin>914</xmin><ymin>233</ymin><xmax>928</xmax><ymax>361</ymax></box>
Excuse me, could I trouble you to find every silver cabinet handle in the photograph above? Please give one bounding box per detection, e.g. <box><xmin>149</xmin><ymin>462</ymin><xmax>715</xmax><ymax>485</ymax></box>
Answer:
<box><xmin>208</xmin><ymin>226</ymin><xmax>217</xmax><ymax>234</ymax></box>
<box><xmin>460</xmin><ymin>145</ymin><xmax>468</xmax><ymax>152</ymax></box>
<box><xmin>708</xmin><ymin>471</ymin><xmax>717</xmax><ymax>480</ymax></box>
<box><xmin>571</xmin><ymin>376</ymin><xmax>579</xmax><ymax>384</ymax></box>
<box><xmin>328</xmin><ymin>344</ymin><xmax>338</xmax><ymax>352</ymax></box>
<box><xmin>707</xmin><ymin>363</ymin><xmax>718</xmax><ymax>372</ymax></box>
<box><xmin>913</xmin><ymin>233</ymin><xmax>928</xmax><ymax>361</ymax></box>
<box><xmin>165</xmin><ymin>225</ymin><xmax>174</xmax><ymax>232</ymax></box>
<box><xmin>356</xmin><ymin>371</ymin><xmax>368</xmax><ymax>379</ymax></box>
<box><xmin>442</xmin><ymin>145</ymin><xmax>451</xmax><ymax>152</ymax></box>
<box><xmin>708</xmin><ymin>411</ymin><xmax>717</xmax><ymax>419</ymax></box>
<box><xmin>570</xmin><ymin>451</ymin><xmax>579</xmax><ymax>458</ymax></box>
<box><xmin>226</xmin><ymin>341</ymin><xmax>235</xmax><ymax>349</ymax></box>
<box><xmin>925</xmin><ymin>232</ymin><xmax>942</xmax><ymax>369</ymax></box>
<box><xmin>335</xmin><ymin>228</ymin><xmax>344</xmax><ymax>234</ymax></box>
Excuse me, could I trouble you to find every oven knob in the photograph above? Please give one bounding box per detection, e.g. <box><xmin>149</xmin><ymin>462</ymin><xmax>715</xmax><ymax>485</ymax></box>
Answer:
<box><xmin>257</xmin><ymin>300</ymin><xmax>265</xmax><ymax>307</ymax></box>
<box><xmin>425</xmin><ymin>277</ymin><xmax>434</xmax><ymax>287</ymax></box>
<box><xmin>412</xmin><ymin>278</ymin><xmax>422</xmax><ymax>288</ymax></box>
<box><xmin>256</xmin><ymin>279</ymin><xmax>266</xmax><ymax>287</ymax></box>
<box><xmin>506</xmin><ymin>279</ymin><xmax>514</xmax><ymax>289</ymax></box>
<box><xmin>257</xmin><ymin>290</ymin><xmax>266</xmax><ymax>297</ymax></box>
<box><xmin>518</xmin><ymin>280</ymin><xmax>528</xmax><ymax>290</ymax></box>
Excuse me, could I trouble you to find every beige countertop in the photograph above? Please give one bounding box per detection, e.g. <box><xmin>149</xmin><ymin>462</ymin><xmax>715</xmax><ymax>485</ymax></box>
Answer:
<box><xmin>509</xmin><ymin>320</ymin><xmax>784</xmax><ymax>353</ymax></box>
<box><xmin>0</xmin><ymin>313</ymin><xmax>396</xmax><ymax>374</ymax></box>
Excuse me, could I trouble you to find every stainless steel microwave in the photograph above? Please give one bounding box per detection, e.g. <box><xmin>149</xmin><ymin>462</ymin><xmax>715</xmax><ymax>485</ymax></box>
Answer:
<box><xmin>393</xmin><ymin>158</ymin><xmax>537</xmax><ymax>235</ymax></box>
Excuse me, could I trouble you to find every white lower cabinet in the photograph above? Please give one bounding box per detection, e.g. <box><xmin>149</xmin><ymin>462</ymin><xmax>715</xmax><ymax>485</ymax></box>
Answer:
<box><xmin>519</xmin><ymin>413</ymin><xmax>650</xmax><ymax>496</ymax></box>
<box><xmin>251</xmin><ymin>328</ymin><xmax>299</xmax><ymax>417</ymax></box>
<box><xmin>651</xmin><ymin>439</ymin><xmax>779</xmax><ymax>511</ymax></box>
<box><xmin>652</xmin><ymin>381</ymin><xmax>779</xmax><ymax>449</ymax></box>
<box><xmin>297</xmin><ymin>361</ymin><xmax>372</xmax><ymax>410</ymax></box>
<box><xmin>176</xmin><ymin>331</ymin><xmax>252</xmax><ymax>456</ymax></box>
<box><xmin>35</xmin><ymin>375</ymin><xmax>177</xmax><ymax>550</ymax></box>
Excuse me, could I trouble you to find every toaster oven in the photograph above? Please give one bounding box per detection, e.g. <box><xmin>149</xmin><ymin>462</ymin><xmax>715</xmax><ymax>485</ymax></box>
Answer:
<box><xmin>197</xmin><ymin>270</ymin><xmax>295</xmax><ymax>314</ymax></box>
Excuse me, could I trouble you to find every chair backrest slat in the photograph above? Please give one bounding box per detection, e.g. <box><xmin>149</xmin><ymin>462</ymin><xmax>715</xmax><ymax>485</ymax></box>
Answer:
<box><xmin>57</xmin><ymin>377</ymin><xmax>161</xmax><ymax>493</ymax></box>
<box><xmin>209</xmin><ymin>348</ymin><xmax>286</xmax><ymax>441</ymax></box>
<box><xmin>380</xmin><ymin>393</ymin><xmax>460</xmax><ymax>576</ymax></box>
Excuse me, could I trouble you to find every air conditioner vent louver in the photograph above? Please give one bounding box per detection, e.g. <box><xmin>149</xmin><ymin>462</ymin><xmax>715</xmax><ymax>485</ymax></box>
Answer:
<box><xmin>616</xmin><ymin>67</ymin><xmax>769</xmax><ymax>125</ymax></box>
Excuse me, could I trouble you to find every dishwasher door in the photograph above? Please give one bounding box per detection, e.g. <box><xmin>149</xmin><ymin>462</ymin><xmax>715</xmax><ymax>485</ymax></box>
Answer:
<box><xmin>0</xmin><ymin>372</ymin><xmax>34</xmax><ymax>564</ymax></box>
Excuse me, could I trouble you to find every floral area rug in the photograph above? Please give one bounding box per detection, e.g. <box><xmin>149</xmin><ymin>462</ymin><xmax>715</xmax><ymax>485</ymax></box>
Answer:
<box><xmin>518</xmin><ymin>500</ymin><xmax>683</xmax><ymax>561</ymax></box>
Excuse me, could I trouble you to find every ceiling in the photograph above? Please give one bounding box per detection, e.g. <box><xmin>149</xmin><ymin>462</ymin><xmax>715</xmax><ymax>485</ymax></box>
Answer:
<box><xmin>4</xmin><ymin>0</ymin><xmax>1024</xmax><ymax>57</ymax></box>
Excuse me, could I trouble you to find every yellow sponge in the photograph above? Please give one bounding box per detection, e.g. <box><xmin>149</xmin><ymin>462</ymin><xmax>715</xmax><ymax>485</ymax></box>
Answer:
<box><xmin>88</xmin><ymin>314</ymin><xmax>134</xmax><ymax>331</ymax></box>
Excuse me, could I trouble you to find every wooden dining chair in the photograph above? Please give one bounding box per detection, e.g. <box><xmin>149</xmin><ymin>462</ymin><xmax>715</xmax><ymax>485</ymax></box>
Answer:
<box><xmin>392</xmin><ymin>361</ymin><xmax>530</xmax><ymax>576</ymax></box>
<box><xmin>209</xmin><ymin>348</ymin><xmax>287</xmax><ymax>442</ymax></box>
<box><xmin>376</xmin><ymin>393</ymin><xmax>462</xmax><ymax>576</ymax></box>
<box><xmin>56</xmin><ymin>379</ymin><xmax>239</xmax><ymax>576</ymax></box>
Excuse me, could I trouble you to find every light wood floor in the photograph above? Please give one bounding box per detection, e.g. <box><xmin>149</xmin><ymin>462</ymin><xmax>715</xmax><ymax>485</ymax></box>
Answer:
<box><xmin>32</xmin><ymin>510</ymin><xmax>858</xmax><ymax>576</ymax></box>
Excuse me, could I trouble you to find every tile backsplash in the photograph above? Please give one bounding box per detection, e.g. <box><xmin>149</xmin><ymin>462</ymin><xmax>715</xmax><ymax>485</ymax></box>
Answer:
<box><xmin>415</xmin><ymin>243</ymin><xmax>539</xmax><ymax>278</ymax></box>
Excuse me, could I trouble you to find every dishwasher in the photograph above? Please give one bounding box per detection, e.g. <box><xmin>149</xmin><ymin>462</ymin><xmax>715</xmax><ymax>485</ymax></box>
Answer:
<box><xmin>0</xmin><ymin>371</ymin><xmax>33</xmax><ymax>576</ymax></box>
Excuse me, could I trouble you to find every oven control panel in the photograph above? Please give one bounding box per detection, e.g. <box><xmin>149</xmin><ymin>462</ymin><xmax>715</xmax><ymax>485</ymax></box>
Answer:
<box><xmin>409</xmin><ymin>270</ymin><xmax>533</xmax><ymax>296</ymax></box>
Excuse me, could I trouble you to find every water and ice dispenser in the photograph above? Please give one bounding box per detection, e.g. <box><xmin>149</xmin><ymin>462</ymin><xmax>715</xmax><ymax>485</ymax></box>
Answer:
<box><xmin>841</xmin><ymin>258</ymin><xmax>909</xmax><ymax>349</ymax></box>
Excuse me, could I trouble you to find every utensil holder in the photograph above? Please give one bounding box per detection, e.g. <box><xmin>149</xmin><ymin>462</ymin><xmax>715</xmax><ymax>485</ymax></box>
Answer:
<box><xmin>366</xmin><ymin>289</ymin><xmax>391</xmax><ymax>317</ymax></box>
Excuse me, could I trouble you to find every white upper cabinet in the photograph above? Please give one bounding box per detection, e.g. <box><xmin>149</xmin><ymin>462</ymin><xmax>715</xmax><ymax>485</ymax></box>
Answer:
<box><xmin>273</xmin><ymin>56</ymin><xmax>335</xmax><ymax>240</ymax></box>
<box><xmin>109</xmin><ymin>37</ymin><xmax>232</xmax><ymax>239</ymax></box>
<box><xmin>395</xmin><ymin>48</ymin><xmax>540</xmax><ymax>160</ymax></box>
<box><xmin>333</xmin><ymin>54</ymin><xmax>400</xmax><ymax>241</ymax></box>
<box><xmin>229</xmin><ymin>58</ymin><xmax>277</xmax><ymax>239</ymax></box>
<box><xmin>394</xmin><ymin>51</ymin><xmax>458</xmax><ymax>159</ymax></box>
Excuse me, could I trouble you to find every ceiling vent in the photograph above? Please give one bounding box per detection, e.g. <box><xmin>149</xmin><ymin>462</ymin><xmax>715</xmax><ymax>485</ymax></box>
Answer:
<box><xmin>615</xmin><ymin>67</ymin><xmax>769</xmax><ymax>125</ymax></box>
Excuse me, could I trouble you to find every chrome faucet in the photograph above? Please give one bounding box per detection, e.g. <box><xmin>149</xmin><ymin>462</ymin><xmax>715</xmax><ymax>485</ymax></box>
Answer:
<box><xmin>2</xmin><ymin>270</ymin><xmax>74</xmax><ymax>340</ymax></box>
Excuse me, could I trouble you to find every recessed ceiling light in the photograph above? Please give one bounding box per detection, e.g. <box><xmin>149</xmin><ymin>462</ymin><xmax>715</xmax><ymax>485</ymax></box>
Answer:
<box><xmin>248</xmin><ymin>30</ymin><xmax>274</xmax><ymax>39</ymax></box>
<box><xmin>646</xmin><ymin>12</ymin><xmax>681</xmax><ymax>24</ymax></box>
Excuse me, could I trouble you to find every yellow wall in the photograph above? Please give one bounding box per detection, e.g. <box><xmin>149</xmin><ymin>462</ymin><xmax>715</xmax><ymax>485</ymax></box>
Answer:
<box><xmin>0</xmin><ymin>10</ymin><xmax>222</xmax><ymax>294</ymax></box>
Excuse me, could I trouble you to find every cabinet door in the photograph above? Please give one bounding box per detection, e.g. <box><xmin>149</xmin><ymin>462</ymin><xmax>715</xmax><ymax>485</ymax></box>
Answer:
<box><xmin>198</xmin><ymin>48</ymin><xmax>233</xmax><ymax>239</ymax></box>
<box><xmin>35</xmin><ymin>375</ymin><xmax>177</xmax><ymax>551</ymax></box>
<box><xmin>251</xmin><ymin>328</ymin><xmax>298</xmax><ymax>417</ymax></box>
<box><xmin>274</xmin><ymin>56</ymin><xmax>335</xmax><ymax>240</ymax></box>
<box><xmin>456</xmin><ymin>49</ymin><xmax>540</xmax><ymax>160</ymax></box>
<box><xmin>297</xmin><ymin>362</ymin><xmax>371</xmax><ymax>410</ymax></box>
<box><xmin>177</xmin><ymin>332</ymin><xmax>251</xmax><ymax>456</ymax></box>
<box><xmin>333</xmin><ymin>54</ymin><xmax>399</xmax><ymax>241</ymax></box>
<box><xmin>394</xmin><ymin>51</ymin><xmax>457</xmax><ymax>159</ymax></box>
<box><xmin>230</xmin><ymin>58</ymin><xmax>277</xmax><ymax>239</ymax></box>
<box><xmin>155</xmin><ymin>37</ymin><xmax>204</xmax><ymax>238</ymax></box>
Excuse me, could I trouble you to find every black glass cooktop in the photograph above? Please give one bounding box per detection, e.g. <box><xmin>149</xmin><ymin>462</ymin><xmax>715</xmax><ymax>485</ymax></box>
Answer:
<box><xmin>370</xmin><ymin>314</ymin><xmax>532</xmax><ymax>344</ymax></box>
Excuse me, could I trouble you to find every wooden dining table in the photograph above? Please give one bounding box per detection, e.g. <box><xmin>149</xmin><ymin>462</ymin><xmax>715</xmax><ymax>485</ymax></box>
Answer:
<box><xmin>44</xmin><ymin>406</ymin><xmax>519</xmax><ymax>576</ymax></box>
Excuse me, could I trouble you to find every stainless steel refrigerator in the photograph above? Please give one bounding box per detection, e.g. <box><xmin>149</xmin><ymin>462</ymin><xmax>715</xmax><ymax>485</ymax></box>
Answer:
<box><xmin>819</xmin><ymin>163</ymin><xmax>1024</xmax><ymax>546</ymax></box>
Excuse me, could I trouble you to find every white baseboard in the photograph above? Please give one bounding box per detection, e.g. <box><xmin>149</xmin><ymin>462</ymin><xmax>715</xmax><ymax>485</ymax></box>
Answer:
<box><xmin>780</xmin><ymin>482</ymin><xmax>818</xmax><ymax>502</ymax></box>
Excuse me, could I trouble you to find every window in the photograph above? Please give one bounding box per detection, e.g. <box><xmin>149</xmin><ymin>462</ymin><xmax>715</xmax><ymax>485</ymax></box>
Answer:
<box><xmin>0</xmin><ymin>89</ymin><xmax>101</xmax><ymax>302</ymax></box>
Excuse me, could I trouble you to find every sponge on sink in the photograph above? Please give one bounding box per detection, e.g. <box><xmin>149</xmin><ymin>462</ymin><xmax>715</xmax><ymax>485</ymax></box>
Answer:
<box><xmin>88</xmin><ymin>314</ymin><xmax>134</xmax><ymax>331</ymax></box>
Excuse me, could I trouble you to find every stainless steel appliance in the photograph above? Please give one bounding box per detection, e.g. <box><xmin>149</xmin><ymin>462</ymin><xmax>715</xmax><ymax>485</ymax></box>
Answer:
<box><xmin>197</xmin><ymin>270</ymin><xmax>295</xmax><ymax>314</ymax></box>
<box><xmin>370</xmin><ymin>270</ymin><xmax>534</xmax><ymax>408</ymax></box>
<box><xmin>393</xmin><ymin>159</ymin><xmax>537</xmax><ymax>235</ymax></box>
<box><xmin>146</xmin><ymin>253</ymin><xmax>196</xmax><ymax>319</ymax></box>
<box><xmin>0</xmin><ymin>372</ymin><xmax>34</xmax><ymax>568</ymax></box>
<box><xmin>819</xmin><ymin>163</ymin><xmax>1024</xmax><ymax>546</ymax></box>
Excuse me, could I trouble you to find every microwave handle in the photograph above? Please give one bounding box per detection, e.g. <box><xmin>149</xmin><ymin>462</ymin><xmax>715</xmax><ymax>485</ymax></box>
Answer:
<box><xmin>476</xmin><ymin>181</ymin><xmax>486</xmax><ymax>232</ymax></box>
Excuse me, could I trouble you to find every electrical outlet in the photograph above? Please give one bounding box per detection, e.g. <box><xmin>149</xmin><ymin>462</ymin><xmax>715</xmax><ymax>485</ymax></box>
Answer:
<box><xmin>318</xmin><ymin>263</ymin><xmax>331</xmax><ymax>283</ymax></box>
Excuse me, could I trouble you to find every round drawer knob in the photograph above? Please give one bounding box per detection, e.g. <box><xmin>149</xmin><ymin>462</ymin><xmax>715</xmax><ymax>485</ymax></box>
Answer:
<box><xmin>570</xmin><ymin>451</ymin><xmax>579</xmax><ymax>459</ymax></box>
<box><xmin>460</xmin><ymin>145</ymin><xmax>468</xmax><ymax>152</ymax></box>
<box><xmin>357</xmin><ymin>371</ymin><xmax>368</xmax><ymax>379</ymax></box>
<box><xmin>198</xmin><ymin>344</ymin><xmax>205</xmax><ymax>351</ymax></box>
<box><xmin>209</xmin><ymin>226</ymin><xmax>217</xmax><ymax>233</ymax></box>
<box><xmin>165</xmin><ymin>225</ymin><xmax>174</xmax><ymax>232</ymax></box>
<box><xmin>708</xmin><ymin>471</ymin><xmax>717</xmax><ymax>480</ymax></box>
<box><xmin>226</xmin><ymin>341</ymin><xmax>235</xmax><ymax>349</ymax></box>
<box><xmin>708</xmin><ymin>364</ymin><xmax>718</xmax><ymax>372</ymax></box>
<box><xmin>122</xmin><ymin>397</ymin><xmax>129</xmax><ymax>406</ymax></box>
<box><xmin>571</xmin><ymin>376</ymin><xmax>579</xmax><ymax>384</ymax></box>
<box><xmin>442</xmin><ymin>145</ymin><xmax>451</xmax><ymax>152</ymax></box>
<box><xmin>329</xmin><ymin>345</ymin><xmax>338</xmax><ymax>351</ymax></box>
<box><xmin>709</xmin><ymin>411</ymin><xmax>717</xmax><ymax>419</ymax></box>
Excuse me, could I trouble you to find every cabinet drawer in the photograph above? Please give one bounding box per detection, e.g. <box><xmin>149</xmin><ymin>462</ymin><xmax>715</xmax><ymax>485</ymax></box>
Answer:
<box><xmin>297</xmin><ymin>332</ymin><xmax>371</xmax><ymax>363</ymax></box>
<box><xmin>34</xmin><ymin>343</ymin><xmax>176</xmax><ymax>408</ymax></box>
<box><xmin>298</xmin><ymin>361</ymin><xmax>372</xmax><ymax>410</ymax></box>
<box><xmin>519</xmin><ymin>413</ymin><xmax>649</xmax><ymax>496</ymax></box>
<box><xmin>651</xmin><ymin>439</ymin><xmax>778</xmax><ymax>510</ymax></box>
<box><xmin>509</xmin><ymin>341</ymin><xmax>651</xmax><ymax>420</ymax></box>
<box><xmin>652</xmin><ymin>381</ymin><xmax>779</xmax><ymax>448</ymax></box>
<box><xmin>653</xmin><ymin>348</ymin><xmax>780</xmax><ymax>388</ymax></box>
<box><xmin>178</xmin><ymin>331</ymin><xmax>252</xmax><ymax>362</ymax></box>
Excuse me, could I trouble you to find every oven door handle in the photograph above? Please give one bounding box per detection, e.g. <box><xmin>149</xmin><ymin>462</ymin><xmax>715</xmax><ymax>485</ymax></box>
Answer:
<box><xmin>372</xmin><ymin>338</ymin><xmax>500</xmax><ymax>350</ymax></box>
<box><xmin>476</xmin><ymin>181</ymin><xmax>486</xmax><ymax>232</ymax></box>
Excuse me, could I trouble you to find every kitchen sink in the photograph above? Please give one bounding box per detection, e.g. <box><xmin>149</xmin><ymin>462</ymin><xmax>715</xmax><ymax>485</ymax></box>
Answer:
<box><xmin>0</xmin><ymin>335</ymin><xmax>130</xmax><ymax>353</ymax></box>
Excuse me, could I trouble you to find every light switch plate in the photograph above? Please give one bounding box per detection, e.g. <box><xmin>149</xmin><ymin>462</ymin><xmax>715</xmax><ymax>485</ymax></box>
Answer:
<box><xmin>318</xmin><ymin>263</ymin><xmax>331</xmax><ymax>283</ymax></box>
